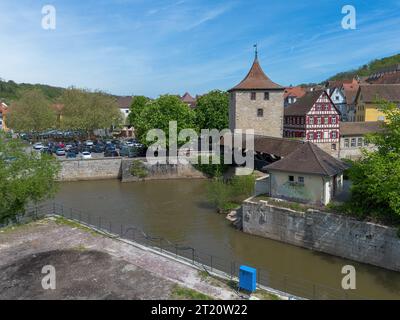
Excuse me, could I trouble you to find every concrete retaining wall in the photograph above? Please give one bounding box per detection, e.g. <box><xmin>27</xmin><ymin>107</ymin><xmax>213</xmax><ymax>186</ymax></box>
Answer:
<box><xmin>121</xmin><ymin>158</ymin><xmax>206</xmax><ymax>182</ymax></box>
<box><xmin>242</xmin><ymin>199</ymin><xmax>400</xmax><ymax>272</ymax></box>
<box><xmin>58</xmin><ymin>158</ymin><xmax>122</xmax><ymax>181</ymax></box>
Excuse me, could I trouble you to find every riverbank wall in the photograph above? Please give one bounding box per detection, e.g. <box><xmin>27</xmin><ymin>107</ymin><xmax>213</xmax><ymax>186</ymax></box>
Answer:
<box><xmin>57</xmin><ymin>158</ymin><xmax>205</xmax><ymax>182</ymax></box>
<box><xmin>120</xmin><ymin>158</ymin><xmax>206</xmax><ymax>182</ymax></box>
<box><xmin>242</xmin><ymin>198</ymin><xmax>400</xmax><ymax>272</ymax></box>
<box><xmin>58</xmin><ymin>158</ymin><xmax>122</xmax><ymax>181</ymax></box>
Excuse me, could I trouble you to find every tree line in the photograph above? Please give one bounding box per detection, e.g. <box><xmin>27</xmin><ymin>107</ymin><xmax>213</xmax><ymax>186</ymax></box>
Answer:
<box><xmin>6</xmin><ymin>88</ymin><xmax>123</xmax><ymax>137</ymax></box>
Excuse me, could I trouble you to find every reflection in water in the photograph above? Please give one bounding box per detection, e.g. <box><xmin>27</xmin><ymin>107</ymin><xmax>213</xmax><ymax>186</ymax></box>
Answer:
<box><xmin>53</xmin><ymin>179</ymin><xmax>400</xmax><ymax>299</ymax></box>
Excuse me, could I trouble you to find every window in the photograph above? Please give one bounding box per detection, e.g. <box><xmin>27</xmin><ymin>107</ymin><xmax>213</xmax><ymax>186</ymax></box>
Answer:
<box><xmin>309</xmin><ymin>117</ymin><xmax>314</xmax><ymax>125</ymax></box>
<box><xmin>324</xmin><ymin>131</ymin><xmax>329</xmax><ymax>139</ymax></box>
<box><xmin>344</xmin><ymin>138</ymin><xmax>349</xmax><ymax>148</ymax></box>
<box><xmin>125</xmin><ymin>110</ymin><xmax>129</xmax><ymax>114</ymax></box>
<box><xmin>332</xmin><ymin>116</ymin><xmax>337</xmax><ymax>124</ymax></box>
<box><xmin>317</xmin><ymin>117</ymin><xmax>322</xmax><ymax>125</ymax></box>
<box><xmin>257</xmin><ymin>108</ymin><xmax>264</xmax><ymax>117</ymax></box>
<box><xmin>331</xmin><ymin>143</ymin><xmax>337</xmax><ymax>150</ymax></box>
<box><xmin>317</xmin><ymin>132</ymin><xmax>321</xmax><ymax>139</ymax></box>
<box><xmin>332</xmin><ymin>131</ymin><xmax>337</xmax><ymax>139</ymax></box>
<box><xmin>357</xmin><ymin>138</ymin><xmax>363</xmax><ymax>147</ymax></box>
<box><xmin>289</xmin><ymin>176</ymin><xmax>294</xmax><ymax>182</ymax></box>
<box><xmin>324</xmin><ymin>116</ymin><xmax>329</xmax><ymax>124</ymax></box>
<box><xmin>316</xmin><ymin>105</ymin><xmax>321</xmax><ymax>111</ymax></box>
<box><xmin>251</xmin><ymin>92</ymin><xmax>256</xmax><ymax>100</ymax></box>
<box><xmin>325</xmin><ymin>105</ymin><xmax>329</xmax><ymax>111</ymax></box>
<box><xmin>351</xmin><ymin>138</ymin><xmax>356</xmax><ymax>148</ymax></box>
<box><xmin>298</xmin><ymin>176</ymin><xmax>304</xmax><ymax>184</ymax></box>
<box><xmin>300</xmin><ymin>117</ymin><xmax>304</xmax><ymax>125</ymax></box>
<box><xmin>264</xmin><ymin>92</ymin><xmax>269</xmax><ymax>100</ymax></box>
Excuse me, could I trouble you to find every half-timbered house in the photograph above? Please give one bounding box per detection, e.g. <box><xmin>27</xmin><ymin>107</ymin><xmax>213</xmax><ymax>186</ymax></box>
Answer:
<box><xmin>283</xmin><ymin>90</ymin><xmax>340</xmax><ymax>156</ymax></box>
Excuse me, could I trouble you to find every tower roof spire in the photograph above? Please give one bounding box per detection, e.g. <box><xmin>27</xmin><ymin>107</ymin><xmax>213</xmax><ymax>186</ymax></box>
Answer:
<box><xmin>228</xmin><ymin>48</ymin><xmax>283</xmax><ymax>91</ymax></box>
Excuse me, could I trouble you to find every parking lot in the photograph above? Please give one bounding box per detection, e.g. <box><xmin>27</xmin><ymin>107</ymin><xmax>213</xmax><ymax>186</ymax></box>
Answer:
<box><xmin>23</xmin><ymin>132</ymin><xmax>146</xmax><ymax>160</ymax></box>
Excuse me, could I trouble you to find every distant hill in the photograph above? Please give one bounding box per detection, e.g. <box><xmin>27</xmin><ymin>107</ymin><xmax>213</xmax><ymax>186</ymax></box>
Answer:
<box><xmin>0</xmin><ymin>79</ymin><xmax>65</xmax><ymax>105</ymax></box>
<box><xmin>327</xmin><ymin>53</ymin><xmax>400</xmax><ymax>81</ymax></box>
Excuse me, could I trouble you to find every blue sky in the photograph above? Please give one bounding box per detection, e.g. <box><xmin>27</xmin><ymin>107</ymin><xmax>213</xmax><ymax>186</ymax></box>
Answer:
<box><xmin>0</xmin><ymin>0</ymin><xmax>400</xmax><ymax>97</ymax></box>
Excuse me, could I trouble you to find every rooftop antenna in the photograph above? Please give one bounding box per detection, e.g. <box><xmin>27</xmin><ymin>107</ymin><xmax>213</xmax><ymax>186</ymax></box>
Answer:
<box><xmin>253</xmin><ymin>44</ymin><xmax>258</xmax><ymax>60</ymax></box>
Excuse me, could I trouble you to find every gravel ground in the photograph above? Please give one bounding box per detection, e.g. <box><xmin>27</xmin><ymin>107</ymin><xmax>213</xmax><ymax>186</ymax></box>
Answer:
<box><xmin>0</xmin><ymin>218</ymin><xmax>238</xmax><ymax>300</ymax></box>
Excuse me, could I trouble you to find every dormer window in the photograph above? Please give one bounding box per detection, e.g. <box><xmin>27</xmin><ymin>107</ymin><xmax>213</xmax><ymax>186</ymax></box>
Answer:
<box><xmin>251</xmin><ymin>92</ymin><xmax>256</xmax><ymax>100</ymax></box>
<box><xmin>264</xmin><ymin>92</ymin><xmax>270</xmax><ymax>100</ymax></box>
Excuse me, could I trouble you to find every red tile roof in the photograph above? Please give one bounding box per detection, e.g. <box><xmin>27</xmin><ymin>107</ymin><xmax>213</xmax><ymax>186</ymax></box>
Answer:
<box><xmin>229</xmin><ymin>58</ymin><xmax>283</xmax><ymax>91</ymax></box>
<box><xmin>357</xmin><ymin>84</ymin><xmax>400</xmax><ymax>103</ymax></box>
<box><xmin>284</xmin><ymin>86</ymin><xmax>306</xmax><ymax>99</ymax></box>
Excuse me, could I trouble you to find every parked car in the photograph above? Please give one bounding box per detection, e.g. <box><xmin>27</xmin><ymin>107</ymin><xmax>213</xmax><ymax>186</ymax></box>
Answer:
<box><xmin>85</xmin><ymin>140</ymin><xmax>94</xmax><ymax>146</ymax></box>
<box><xmin>104</xmin><ymin>149</ymin><xmax>119</xmax><ymax>157</ymax></box>
<box><xmin>33</xmin><ymin>142</ymin><xmax>44</xmax><ymax>150</ymax></box>
<box><xmin>93</xmin><ymin>144</ymin><xmax>105</xmax><ymax>153</ymax></box>
<box><xmin>66</xmin><ymin>151</ymin><xmax>77</xmax><ymax>158</ymax></box>
<box><xmin>81</xmin><ymin>151</ymin><xmax>92</xmax><ymax>159</ymax></box>
<box><xmin>40</xmin><ymin>147</ymin><xmax>52</xmax><ymax>155</ymax></box>
<box><xmin>120</xmin><ymin>146</ymin><xmax>138</xmax><ymax>158</ymax></box>
<box><xmin>55</xmin><ymin>148</ymin><xmax>66</xmax><ymax>156</ymax></box>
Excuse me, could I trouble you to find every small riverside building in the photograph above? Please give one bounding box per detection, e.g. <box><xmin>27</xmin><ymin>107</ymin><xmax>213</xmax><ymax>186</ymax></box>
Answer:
<box><xmin>264</xmin><ymin>142</ymin><xmax>348</xmax><ymax>206</ymax></box>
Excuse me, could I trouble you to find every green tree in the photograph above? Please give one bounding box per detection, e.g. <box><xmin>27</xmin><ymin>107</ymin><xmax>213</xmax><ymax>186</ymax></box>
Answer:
<box><xmin>60</xmin><ymin>88</ymin><xmax>123</xmax><ymax>136</ymax></box>
<box><xmin>0</xmin><ymin>133</ymin><xmax>60</xmax><ymax>224</ymax></box>
<box><xmin>134</xmin><ymin>95</ymin><xmax>197</xmax><ymax>147</ymax></box>
<box><xmin>6</xmin><ymin>89</ymin><xmax>56</xmax><ymax>134</ymax></box>
<box><xmin>128</xmin><ymin>95</ymin><xmax>150</xmax><ymax>127</ymax></box>
<box><xmin>348</xmin><ymin>101</ymin><xmax>400</xmax><ymax>223</ymax></box>
<box><xmin>195</xmin><ymin>90</ymin><xmax>229</xmax><ymax>131</ymax></box>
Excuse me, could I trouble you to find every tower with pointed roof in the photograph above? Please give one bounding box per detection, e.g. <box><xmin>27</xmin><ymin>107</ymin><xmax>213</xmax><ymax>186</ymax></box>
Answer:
<box><xmin>228</xmin><ymin>50</ymin><xmax>284</xmax><ymax>137</ymax></box>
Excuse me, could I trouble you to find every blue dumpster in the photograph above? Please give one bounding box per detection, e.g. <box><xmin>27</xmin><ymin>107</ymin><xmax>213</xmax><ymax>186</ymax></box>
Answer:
<box><xmin>239</xmin><ymin>265</ymin><xmax>257</xmax><ymax>292</ymax></box>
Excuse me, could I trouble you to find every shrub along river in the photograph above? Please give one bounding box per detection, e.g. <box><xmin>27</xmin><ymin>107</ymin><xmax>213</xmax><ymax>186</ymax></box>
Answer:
<box><xmin>53</xmin><ymin>179</ymin><xmax>400</xmax><ymax>299</ymax></box>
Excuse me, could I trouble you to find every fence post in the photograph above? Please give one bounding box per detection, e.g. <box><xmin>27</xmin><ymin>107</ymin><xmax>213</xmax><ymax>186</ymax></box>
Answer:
<box><xmin>210</xmin><ymin>255</ymin><xmax>213</xmax><ymax>272</ymax></box>
<box><xmin>160</xmin><ymin>239</ymin><xmax>163</xmax><ymax>253</ymax></box>
<box><xmin>192</xmin><ymin>249</ymin><xmax>195</xmax><ymax>265</ymax></box>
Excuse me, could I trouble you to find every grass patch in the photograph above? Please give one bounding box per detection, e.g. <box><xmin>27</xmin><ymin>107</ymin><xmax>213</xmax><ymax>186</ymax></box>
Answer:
<box><xmin>253</xmin><ymin>289</ymin><xmax>281</xmax><ymax>300</ymax></box>
<box><xmin>197</xmin><ymin>271</ymin><xmax>280</xmax><ymax>300</ymax></box>
<box><xmin>171</xmin><ymin>284</ymin><xmax>213</xmax><ymax>300</ymax></box>
<box><xmin>0</xmin><ymin>219</ymin><xmax>44</xmax><ymax>234</ymax></box>
<box><xmin>71</xmin><ymin>244</ymin><xmax>87</xmax><ymax>252</ymax></box>
<box><xmin>53</xmin><ymin>216</ymin><xmax>99</xmax><ymax>236</ymax></box>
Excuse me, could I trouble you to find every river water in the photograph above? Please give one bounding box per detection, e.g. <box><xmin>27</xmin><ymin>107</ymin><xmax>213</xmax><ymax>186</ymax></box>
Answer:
<box><xmin>53</xmin><ymin>179</ymin><xmax>400</xmax><ymax>299</ymax></box>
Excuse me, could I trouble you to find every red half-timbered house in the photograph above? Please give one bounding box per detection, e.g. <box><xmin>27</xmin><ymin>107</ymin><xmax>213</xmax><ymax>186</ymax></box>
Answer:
<box><xmin>283</xmin><ymin>90</ymin><xmax>340</xmax><ymax>156</ymax></box>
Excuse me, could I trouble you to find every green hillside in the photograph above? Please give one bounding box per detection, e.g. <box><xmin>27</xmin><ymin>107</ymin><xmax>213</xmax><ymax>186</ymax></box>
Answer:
<box><xmin>0</xmin><ymin>79</ymin><xmax>65</xmax><ymax>105</ymax></box>
<box><xmin>327</xmin><ymin>54</ymin><xmax>400</xmax><ymax>81</ymax></box>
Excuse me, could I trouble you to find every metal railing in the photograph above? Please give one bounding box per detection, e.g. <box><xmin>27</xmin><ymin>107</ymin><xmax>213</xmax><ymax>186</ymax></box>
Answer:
<box><xmin>2</xmin><ymin>202</ymin><xmax>369</xmax><ymax>300</ymax></box>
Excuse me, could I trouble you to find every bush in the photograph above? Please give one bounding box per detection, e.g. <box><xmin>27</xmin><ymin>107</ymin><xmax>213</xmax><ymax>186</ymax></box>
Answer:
<box><xmin>193</xmin><ymin>155</ymin><xmax>229</xmax><ymax>178</ymax></box>
<box><xmin>207</xmin><ymin>174</ymin><xmax>255</xmax><ymax>213</ymax></box>
<box><xmin>130</xmin><ymin>160</ymin><xmax>148</xmax><ymax>178</ymax></box>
